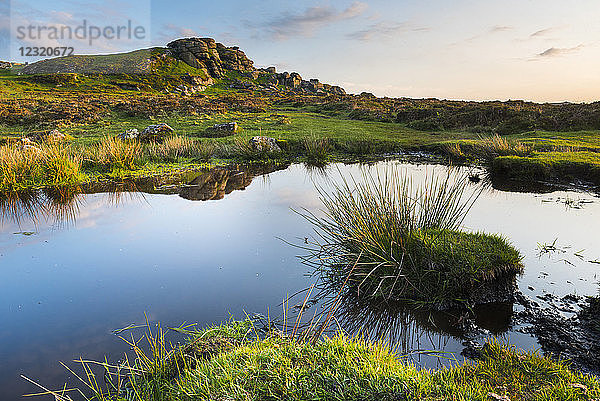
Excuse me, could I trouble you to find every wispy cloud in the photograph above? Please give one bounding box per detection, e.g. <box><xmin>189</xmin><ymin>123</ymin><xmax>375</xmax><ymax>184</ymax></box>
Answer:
<box><xmin>157</xmin><ymin>24</ymin><xmax>200</xmax><ymax>42</ymax></box>
<box><xmin>347</xmin><ymin>21</ymin><xmax>428</xmax><ymax>41</ymax></box>
<box><xmin>252</xmin><ymin>1</ymin><xmax>368</xmax><ymax>41</ymax></box>
<box><xmin>450</xmin><ymin>24</ymin><xmax>513</xmax><ymax>46</ymax></box>
<box><xmin>490</xmin><ymin>25</ymin><xmax>513</xmax><ymax>33</ymax></box>
<box><xmin>530</xmin><ymin>26</ymin><xmax>563</xmax><ymax>38</ymax></box>
<box><xmin>536</xmin><ymin>44</ymin><xmax>584</xmax><ymax>58</ymax></box>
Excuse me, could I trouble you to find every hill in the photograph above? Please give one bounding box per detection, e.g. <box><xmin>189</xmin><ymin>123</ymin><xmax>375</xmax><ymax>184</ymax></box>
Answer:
<box><xmin>17</xmin><ymin>38</ymin><xmax>346</xmax><ymax>97</ymax></box>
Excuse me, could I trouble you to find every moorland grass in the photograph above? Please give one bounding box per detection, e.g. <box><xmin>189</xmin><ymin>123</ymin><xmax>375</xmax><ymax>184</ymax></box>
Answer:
<box><xmin>301</xmin><ymin>167</ymin><xmax>523</xmax><ymax>305</ymax></box>
<box><xmin>33</xmin><ymin>321</ymin><xmax>600</xmax><ymax>401</ymax></box>
<box><xmin>491</xmin><ymin>151</ymin><xmax>600</xmax><ymax>184</ymax></box>
<box><xmin>145</xmin><ymin>135</ymin><xmax>216</xmax><ymax>162</ymax></box>
<box><xmin>87</xmin><ymin>136</ymin><xmax>142</xmax><ymax>170</ymax></box>
<box><xmin>0</xmin><ymin>143</ymin><xmax>82</xmax><ymax>191</ymax></box>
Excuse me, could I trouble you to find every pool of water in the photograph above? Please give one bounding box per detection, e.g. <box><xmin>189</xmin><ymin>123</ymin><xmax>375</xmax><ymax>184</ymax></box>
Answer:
<box><xmin>1</xmin><ymin>161</ymin><xmax>599</xmax><ymax>399</ymax></box>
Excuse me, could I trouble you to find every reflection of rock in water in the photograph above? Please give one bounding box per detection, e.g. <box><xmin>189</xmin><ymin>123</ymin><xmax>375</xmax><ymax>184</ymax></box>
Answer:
<box><xmin>0</xmin><ymin>164</ymin><xmax>290</xmax><ymax>226</ymax></box>
<box><xmin>179</xmin><ymin>168</ymin><xmax>253</xmax><ymax>201</ymax></box>
<box><xmin>178</xmin><ymin>164</ymin><xmax>288</xmax><ymax>201</ymax></box>
<box><xmin>86</xmin><ymin>164</ymin><xmax>289</xmax><ymax>202</ymax></box>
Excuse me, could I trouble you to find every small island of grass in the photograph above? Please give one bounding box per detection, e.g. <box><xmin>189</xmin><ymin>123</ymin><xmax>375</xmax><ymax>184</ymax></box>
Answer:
<box><xmin>302</xmin><ymin>167</ymin><xmax>523</xmax><ymax>307</ymax></box>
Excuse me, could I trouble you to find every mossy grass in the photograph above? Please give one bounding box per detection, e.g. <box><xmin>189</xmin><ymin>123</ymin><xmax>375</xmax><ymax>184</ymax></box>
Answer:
<box><xmin>26</xmin><ymin>320</ymin><xmax>600</xmax><ymax>401</ymax></box>
<box><xmin>491</xmin><ymin>151</ymin><xmax>600</xmax><ymax>184</ymax></box>
<box><xmin>300</xmin><ymin>166</ymin><xmax>523</xmax><ymax>306</ymax></box>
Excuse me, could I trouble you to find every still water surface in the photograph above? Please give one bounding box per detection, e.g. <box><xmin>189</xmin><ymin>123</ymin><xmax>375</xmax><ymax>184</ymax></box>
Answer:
<box><xmin>1</xmin><ymin>162</ymin><xmax>599</xmax><ymax>399</ymax></box>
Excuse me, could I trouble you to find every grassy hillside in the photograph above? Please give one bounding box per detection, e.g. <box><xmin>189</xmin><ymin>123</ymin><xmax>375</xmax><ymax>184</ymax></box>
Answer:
<box><xmin>18</xmin><ymin>47</ymin><xmax>209</xmax><ymax>76</ymax></box>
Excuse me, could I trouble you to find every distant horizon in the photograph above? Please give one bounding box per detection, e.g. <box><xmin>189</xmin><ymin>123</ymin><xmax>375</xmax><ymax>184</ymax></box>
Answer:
<box><xmin>2</xmin><ymin>0</ymin><xmax>599</xmax><ymax>103</ymax></box>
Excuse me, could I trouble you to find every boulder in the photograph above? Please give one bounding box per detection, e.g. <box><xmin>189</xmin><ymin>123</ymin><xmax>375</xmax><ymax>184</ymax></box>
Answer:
<box><xmin>115</xmin><ymin>82</ymin><xmax>140</xmax><ymax>91</ymax></box>
<box><xmin>139</xmin><ymin>123</ymin><xmax>174</xmax><ymax>142</ymax></box>
<box><xmin>249</xmin><ymin>136</ymin><xmax>281</xmax><ymax>152</ymax></box>
<box><xmin>204</xmin><ymin>122</ymin><xmax>239</xmax><ymax>137</ymax></box>
<box><xmin>19</xmin><ymin>137</ymin><xmax>39</xmax><ymax>149</ymax></box>
<box><xmin>117</xmin><ymin>129</ymin><xmax>139</xmax><ymax>140</ymax></box>
<box><xmin>27</xmin><ymin>129</ymin><xmax>70</xmax><ymax>143</ymax></box>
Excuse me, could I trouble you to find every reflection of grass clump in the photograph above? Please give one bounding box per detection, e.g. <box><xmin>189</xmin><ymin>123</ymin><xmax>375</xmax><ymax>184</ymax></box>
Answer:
<box><xmin>302</xmin><ymin>167</ymin><xmax>522</xmax><ymax>306</ymax></box>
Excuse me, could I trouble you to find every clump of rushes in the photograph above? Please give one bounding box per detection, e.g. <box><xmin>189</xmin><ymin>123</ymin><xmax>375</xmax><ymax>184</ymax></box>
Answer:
<box><xmin>218</xmin><ymin>137</ymin><xmax>278</xmax><ymax>161</ymax></box>
<box><xmin>300</xmin><ymin>167</ymin><xmax>523</xmax><ymax>306</ymax></box>
<box><xmin>477</xmin><ymin>134</ymin><xmax>532</xmax><ymax>158</ymax></box>
<box><xmin>0</xmin><ymin>143</ymin><xmax>82</xmax><ymax>191</ymax></box>
<box><xmin>30</xmin><ymin>321</ymin><xmax>600</xmax><ymax>401</ymax></box>
<box><xmin>88</xmin><ymin>136</ymin><xmax>142</xmax><ymax>170</ymax></box>
<box><xmin>302</xmin><ymin>135</ymin><xmax>331</xmax><ymax>166</ymax></box>
<box><xmin>145</xmin><ymin>136</ymin><xmax>215</xmax><ymax>162</ymax></box>
<box><xmin>443</xmin><ymin>142</ymin><xmax>467</xmax><ymax>162</ymax></box>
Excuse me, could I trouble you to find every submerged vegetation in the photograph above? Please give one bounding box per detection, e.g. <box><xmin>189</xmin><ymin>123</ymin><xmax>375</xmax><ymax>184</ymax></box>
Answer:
<box><xmin>26</xmin><ymin>320</ymin><xmax>600</xmax><ymax>401</ymax></box>
<box><xmin>301</xmin><ymin>167</ymin><xmax>523</xmax><ymax>306</ymax></box>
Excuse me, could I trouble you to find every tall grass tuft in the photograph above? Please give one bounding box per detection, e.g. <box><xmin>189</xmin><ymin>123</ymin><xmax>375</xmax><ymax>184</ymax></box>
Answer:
<box><xmin>145</xmin><ymin>136</ymin><xmax>215</xmax><ymax>162</ymax></box>
<box><xmin>88</xmin><ymin>136</ymin><xmax>142</xmax><ymax>170</ymax></box>
<box><xmin>478</xmin><ymin>134</ymin><xmax>532</xmax><ymax>158</ymax></box>
<box><xmin>217</xmin><ymin>137</ymin><xmax>276</xmax><ymax>161</ymax></box>
<box><xmin>0</xmin><ymin>143</ymin><xmax>81</xmax><ymax>191</ymax></box>
<box><xmin>302</xmin><ymin>135</ymin><xmax>331</xmax><ymax>166</ymax></box>
<box><xmin>299</xmin><ymin>166</ymin><xmax>522</xmax><ymax>305</ymax></box>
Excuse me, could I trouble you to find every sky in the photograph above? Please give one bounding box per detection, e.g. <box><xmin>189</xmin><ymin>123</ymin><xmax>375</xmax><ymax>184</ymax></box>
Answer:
<box><xmin>1</xmin><ymin>0</ymin><xmax>599</xmax><ymax>102</ymax></box>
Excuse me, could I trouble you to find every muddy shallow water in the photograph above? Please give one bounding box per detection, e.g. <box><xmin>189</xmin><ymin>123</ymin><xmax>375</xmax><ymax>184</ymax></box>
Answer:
<box><xmin>1</xmin><ymin>161</ymin><xmax>599</xmax><ymax>400</ymax></box>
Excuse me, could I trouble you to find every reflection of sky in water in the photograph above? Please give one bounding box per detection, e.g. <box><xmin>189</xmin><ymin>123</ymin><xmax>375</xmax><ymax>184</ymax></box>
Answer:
<box><xmin>1</xmin><ymin>162</ymin><xmax>599</xmax><ymax>399</ymax></box>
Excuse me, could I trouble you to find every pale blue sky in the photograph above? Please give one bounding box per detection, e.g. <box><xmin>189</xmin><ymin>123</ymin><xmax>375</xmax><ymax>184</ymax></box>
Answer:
<box><xmin>2</xmin><ymin>0</ymin><xmax>599</xmax><ymax>102</ymax></box>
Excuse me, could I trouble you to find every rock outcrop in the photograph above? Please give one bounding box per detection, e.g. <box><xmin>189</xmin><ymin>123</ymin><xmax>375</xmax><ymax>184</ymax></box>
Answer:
<box><xmin>167</xmin><ymin>37</ymin><xmax>346</xmax><ymax>96</ymax></box>
<box><xmin>167</xmin><ymin>38</ymin><xmax>254</xmax><ymax>78</ymax></box>
<box><xmin>27</xmin><ymin>129</ymin><xmax>70</xmax><ymax>143</ymax></box>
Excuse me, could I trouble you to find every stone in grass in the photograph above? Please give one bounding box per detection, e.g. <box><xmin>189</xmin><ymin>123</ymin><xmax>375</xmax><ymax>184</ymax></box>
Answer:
<box><xmin>19</xmin><ymin>137</ymin><xmax>41</xmax><ymax>152</ymax></box>
<box><xmin>487</xmin><ymin>393</ymin><xmax>511</xmax><ymax>401</ymax></box>
<box><xmin>204</xmin><ymin>122</ymin><xmax>239</xmax><ymax>137</ymax></box>
<box><xmin>139</xmin><ymin>123</ymin><xmax>174</xmax><ymax>142</ymax></box>
<box><xmin>117</xmin><ymin>129</ymin><xmax>139</xmax><ymax>140</ymax></box>
<box><xmin>249</xmin><ymin>136</ymin><xmax>281</xmax><ymax>152</ymax></box>
<box><xmin>27</xmin><ymin>129</ymin><xmax>71</xmax><ymax>143</ymax></box>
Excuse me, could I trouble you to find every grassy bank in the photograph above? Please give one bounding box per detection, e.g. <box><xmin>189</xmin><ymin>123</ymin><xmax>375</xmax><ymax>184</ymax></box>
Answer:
<box><xmin>491</xmin><ymin>151</ymin><xmax>600</xmax><ymax>185</ymax></box>
<box><xmin>3</xmin><ymin>66</ymin><xmax>600</xmax><ymax>191</ymax></box>
<box><xmin>38</xmin><ymin>321</ymin><xmax>600</xmax><ymax>401</ymax></box>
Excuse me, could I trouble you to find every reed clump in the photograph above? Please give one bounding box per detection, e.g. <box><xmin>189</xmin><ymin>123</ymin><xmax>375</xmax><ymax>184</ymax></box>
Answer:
<box><xmin>144</xmin><ymin>136</ymin><xmax>215</xmax><ymax>162</ymax></box>
<box><xmin>302</xmin><ymin>135</ymin><xmax>331</xmax><ymax>166</ymax></box>
<box><xmin>0</xmin><ymin>142</ymin><xmax>82</xmax><ymax>191</ymax></box>
<box><xmin>477</xmin><ymin>134</ymin><xmax>532</xmax><ymax>158</ymax></box>
<box><xmin>87</xmin><ymin>136</ymin><xmax>142</xmax><ymax>170</ymax></box>
<box><xmin>300</xmin><ymin>167</ymin><xmax>523</xmax><ymax>306</ymax></box>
